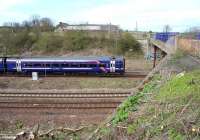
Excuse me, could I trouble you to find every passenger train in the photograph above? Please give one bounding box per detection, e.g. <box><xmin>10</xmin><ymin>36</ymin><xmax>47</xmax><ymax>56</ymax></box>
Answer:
<box><xmin>0</xmin><ymin>56</ymin><xmax>125</xmax><ymax>75</ymax></box>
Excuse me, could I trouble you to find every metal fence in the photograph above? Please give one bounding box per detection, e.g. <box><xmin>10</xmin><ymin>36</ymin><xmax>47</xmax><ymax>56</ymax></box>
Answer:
<box><xmin>154</xmin><ymin>32</ymin><xmax>179</xmax><ymax>42</ymax></box>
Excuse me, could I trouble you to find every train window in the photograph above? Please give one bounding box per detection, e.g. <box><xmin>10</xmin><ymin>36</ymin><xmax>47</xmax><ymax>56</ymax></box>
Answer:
<box><xmin>61</xmin><ymin>64</ymin><xmax>69</xmax><ymax>67</ymax></box>
<box><xmin>71</xmin><ymin>64</ymin><xmax>79</xmax><ymax>67</ymax></box>
<box><xmin>25</xmin><ymin>63</ymin><xmax>32</xmax><ymax>67</ymax></box>
<box><xmin>89</xmin><ymin>64</ymin><xmax>97</xmax><ymax>67</ymax></box>
<box><xmin>46</xmin><ymin>64</ymin><xmax>51</xmax><ymax>67</ymax></box>
<box><xmin>99</xmin><ymin>63</ymin><xmax>106</xmax><ymax>67</ymax></box>
<box><xmin>40</xmin><ymin>64</ymin><xmax>45</xmax><ymax>67</ymax></box>
<box><xmin>80</xmin><ymin>64</ymin><xmax>87</xmax><ymax>67</ymax></box>
<box><xmin>52</xmin><ymin>64</ymin><xmax>60</xmax><ymax>67</ymax></box>
<box><xmin>34</xmin><ymin>64</ymin><xmax>41</xmax><ymax>67</ymax></box>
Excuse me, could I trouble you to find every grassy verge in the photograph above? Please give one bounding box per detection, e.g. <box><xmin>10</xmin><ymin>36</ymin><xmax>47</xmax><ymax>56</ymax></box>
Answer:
<box><xmin>0</xmin><ymin>77</ymin><xmax>142</xmax><ymax>90</ymax></box>
<box><xmin>126</xmin><ymin>70</ymin><xmax>200</xmax><ymax>140</ymax></box>
<box><xmin>95</xmin><ymin>70</ymin><xmax>200</xmax><ymax>140</ymax></box>
<box><xmin>111</xmin><ymin>75</ymin><xmax>160</xmax><ymax>125</ymax></box>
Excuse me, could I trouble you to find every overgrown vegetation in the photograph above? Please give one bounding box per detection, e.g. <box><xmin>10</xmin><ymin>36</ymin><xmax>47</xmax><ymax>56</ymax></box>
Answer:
<box><xmin>94</xmin><ymin>70</ymin><xmax>200</xmax><ymax>139</ymax></box>
<box><xmin>15</xmin><ymin>120</ymin><xmax>24</xmax><ymax>130</ymax></box>
<box><xmin>39</xmin><ymin>132</ymin><xmax>80</xmax><ymax>140</ymax></box>
<box><xmin>111</xmin><ymin>94</ymin><xmax>143</xmax><ymax>125</ymax></box>
<box><xmin>32</xmin><ymin>31</ymin><xmax>115</xmax><ymax>54</ymax></box>
<box><xmin>115</xmin><ymin>32</ymin><xmax>142</xmax><ymax>55</ymax></box>
<box><xmin>125</xmin><ymin>71</ymin><xmax>200</xmax><ymax>139</ymax></box>
<box><xmin>112</xmin><ymin>75</ymin><xmax>160</xmax><ymax>125</ymax></box>
<box><xmin>169</xmin><ymin>49</ymin><xmax>187</xmax><ymax>67</ymax></box>
<box><xmin>37</xmin><ymin>126</ymin><xmax>96</xmax><ymax>140</ymax></box>
<box><xmin>0</xmin><ymin>17</ymin><xmax>142</xmax><ymax>56</ymax></box>
<box><xmin>156</xmin><ymin>70</ymin><xmax>200</xmax><ymax>102</ymax></box>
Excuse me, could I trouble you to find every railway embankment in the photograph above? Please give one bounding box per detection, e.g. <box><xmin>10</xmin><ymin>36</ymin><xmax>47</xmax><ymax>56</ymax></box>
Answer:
<box><xmin>89</xmin><ymin>52</ymin><xmax>200</xmax><ymax>140</ymax></box>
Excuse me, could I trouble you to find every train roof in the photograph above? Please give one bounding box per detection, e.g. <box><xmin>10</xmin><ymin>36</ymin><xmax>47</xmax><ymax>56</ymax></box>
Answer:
<box><xmin>6</xmin><ymin>56</ymin><xmax>123</xmax><ymax>61</ymax></box>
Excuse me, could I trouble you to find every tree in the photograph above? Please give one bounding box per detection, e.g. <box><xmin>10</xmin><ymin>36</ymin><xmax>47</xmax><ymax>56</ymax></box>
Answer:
<box><xmin>0</xmin><ymin>28</ymin><xmax>13</xmax><ymax>55</ymax></box>
<box><xmin>117</xmin><ymin>32</ymin><xmax>142</xmax><ymax>54</ymax></box>
<box><xmin>30</xmin><ymin>15</ymin><xmax>40</xmax><ymax>27</ymax></box>
<box><xmin>40</xmin><ymin>17</ymin><xmax>54</xmax><ymax>32</ymax></box>
<box><xmin>163</xmin><ymin>25</ymin><xmax>172</xmax><ymax>33</ymax></box>
<box><xmin>189</xmin><ymin>26</ymin><xmax>200</xmax><ymax>33</ymax></box>
<box><xmin>22</xmin><ymin>20</ymin><xmax>32</xmax><ymax>31</ymax></box>
<box><xmin>3</xmin><ymin>22</ymin><xmax>21</xmax><ymax>32</ymax></box>
<box><xmin>29</xmin><ymin>15</ymin><xmax>41</xmax><ymax>39</ymax></box>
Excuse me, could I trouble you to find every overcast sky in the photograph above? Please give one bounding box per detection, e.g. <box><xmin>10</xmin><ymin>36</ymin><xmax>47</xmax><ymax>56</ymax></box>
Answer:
<box><xmin>0</xmin><ymin>0</ymin><xmax>200</xmax><ymax>32</ymax></box>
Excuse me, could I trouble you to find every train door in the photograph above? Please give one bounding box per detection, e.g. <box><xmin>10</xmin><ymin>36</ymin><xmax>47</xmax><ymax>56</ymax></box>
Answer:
<box><xmin>16</xmin><ymin>59</ymin><xmax>22</xmax><ymax>72</ymax></box>
<box><xmin>2</xmin><ymin>57</ymin><xmax>7</xmax><ymax>73</ymax></box>
<box><xmin>110</xmin><ymin>59</ymin><xmax>116</xmax><ymax>73</ymax></box>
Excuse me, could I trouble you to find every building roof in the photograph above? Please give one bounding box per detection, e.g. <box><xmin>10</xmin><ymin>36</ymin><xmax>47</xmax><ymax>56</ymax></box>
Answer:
<box><xmin>57</xmin><ymin>22</ymin><xmax>118</xmax><ymax>27</ymax></box>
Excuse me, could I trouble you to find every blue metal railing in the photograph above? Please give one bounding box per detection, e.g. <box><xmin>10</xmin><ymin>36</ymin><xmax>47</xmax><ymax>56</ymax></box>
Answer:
<box><xmin>154</xmin><ymin>32</ymin><xmax>179</xmax><ymax>42</ymax></box>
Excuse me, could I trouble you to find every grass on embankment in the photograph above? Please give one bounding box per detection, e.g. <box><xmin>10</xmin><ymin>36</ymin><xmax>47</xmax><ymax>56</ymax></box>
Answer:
<box><xmin>127</xmin><ymin>71</ymin><xmax>200</xmax><ymax>140</ymax></box>
<box><xmin>95</xmin><ymin>70</ymin><xmax>200</xmax><ymax>140</ymax></box>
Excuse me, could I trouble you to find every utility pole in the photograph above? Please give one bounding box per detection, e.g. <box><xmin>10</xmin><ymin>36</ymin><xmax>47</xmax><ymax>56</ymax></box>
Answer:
<box><xmin>135</xmin><ymin>21</ymin><xmax>138</xmax><ymax>32</ymax></box>
<box><xmin>108</xmin><ymin>22</ymin><xmax>111</xmax><ymax>39</ymax></box>
<box><xmin>153</xmin><ymin>46</ymin><xmax>157</xmax><ymax>68</ymax></box>
<box><xmin>135</xmin><ymin>21</ymin><xmax>138</xmax><ymax>39</ymax></box>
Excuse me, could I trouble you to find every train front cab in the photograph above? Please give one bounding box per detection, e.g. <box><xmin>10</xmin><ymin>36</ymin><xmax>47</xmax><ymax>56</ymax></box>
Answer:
<box><xmin>0</xmin><ymin>58</ymin><xmax>3</xmax><ymax>73</ymax></box>
<box><xmin>0</xmin><ymin>57</ymin><xmax>9</xmax><ymax>73</ymax></box>
<box><xmin>109</xmin><ymin>57</ymin><xmax>125</xmax><ymax>75</ymax></box>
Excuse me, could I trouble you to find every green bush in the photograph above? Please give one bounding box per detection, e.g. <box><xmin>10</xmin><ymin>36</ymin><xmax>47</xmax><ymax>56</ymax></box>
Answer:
<box><xmin>15</xmin><ymin>120</ymin><xmax>23</xmax><ymax>129</ymax></box>
<box><xmin>46</xmin><ymin>34</ymin><xmax>63</xmax><ymax>52</ymax></box>
<box><xmin>63</xmin><ymin>31</ymin><xmax>91</xmax><ymax>51</ymax></box>
<box><xmin>33</xmin><ymin>33</ymin><xmax>49</xmax><ymax>51</ymax></box>
<box><xmin>0</xmin><ymin>27</ymin><xmax>143</xmax><ymax>56</ymax></box>
<box><xmin>111</xmin><ymin>75</ymin><xmax>159</xmax><ymax>125</ymax></box>
<box><xmin>168</xmin><ymin>128</ymin><xmax>186</xmax><ymax>140</ymax></box>
<box><xmin>116</xmin><ymin>32</ymin><xmax>142</xmax><ymax>55</ymax></box>
<box><xmin>156</xmin><ymin>70</ymin><xmax>200</xmax><ymax>102</ymax></box>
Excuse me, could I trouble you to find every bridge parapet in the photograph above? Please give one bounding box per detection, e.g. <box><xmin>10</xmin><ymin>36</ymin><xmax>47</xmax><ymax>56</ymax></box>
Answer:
<box><xmin>150</xmin><ymin>32</ymin><xmax>179</xmax><ymax>54</ymax></box>
<box><xmin>150</xmin><ymin>38</ymin><xmax>177</xmax><ymax>54</ymax></box>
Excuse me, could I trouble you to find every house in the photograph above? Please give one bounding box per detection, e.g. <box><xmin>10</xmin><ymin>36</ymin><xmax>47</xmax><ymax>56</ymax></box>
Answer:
<box><xmin>55</xmin><ymin>22</ymin><xmax>120</xmax><ymax>33</ymax></box>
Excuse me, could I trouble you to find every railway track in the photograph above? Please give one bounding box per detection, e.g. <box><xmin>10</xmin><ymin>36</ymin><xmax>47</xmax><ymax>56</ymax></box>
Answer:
<box><xmin>0</xmin><ymin>92</ymin><xmax>130</xmax><ymax>98</ymax></box>
<box><xmin>0</xmin><ymin>71</ymin><xmax>148</xmax><ymax>78</ymax></box>
<box><xmin>0</xmin><ymin>90</ymin><xmax>132</xmax><ymax>125</ymax></box>
<box><xmin>0</xmin><ymin>92</ymin><xmax>131</xmax><ymax>109</ymax></box>
<box><xmin>0</xmin><ymin>102</ymin><xmax>120</xmax><ymax>109</ymax></box>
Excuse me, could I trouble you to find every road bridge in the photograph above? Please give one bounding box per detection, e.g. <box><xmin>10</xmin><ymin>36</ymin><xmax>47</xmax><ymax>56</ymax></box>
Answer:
<box><xmin>148</xmin><ymin>34</ymin><xmax>178</xmax><ymax>67</ymax></box>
